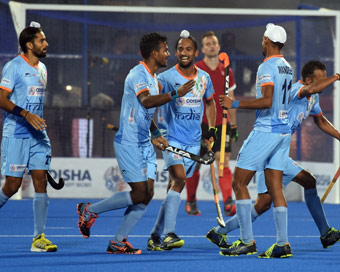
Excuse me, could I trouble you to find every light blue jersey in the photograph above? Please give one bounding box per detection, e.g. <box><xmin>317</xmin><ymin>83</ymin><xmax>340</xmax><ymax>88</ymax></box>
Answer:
<box><xmin>254</xmin><ymin>55</ymin><xmax>293</xmax><ymax>134</ymax></box>
<box><xmin>288</xmin><ymin>80</ymin><xmax>322</xmax><ymax>134</ymax></box>
<box><xmin>256</xmin><ymin>80</ymin><xmax>322</xmax><ymax>193</ymax></box>
<box><xmin>157</xmin><ymin>64</ymin><xmax>214</xmax><ymax>145</ymax></box>
<box><xmin>115</xmin><ymin>61</ymin><xmax>160</xmax><ymax>146</ymax></box>
<box><xmin>0</xmin><ymin>55</ymin><xmax>47</xmax><ymax>139</ymax></box>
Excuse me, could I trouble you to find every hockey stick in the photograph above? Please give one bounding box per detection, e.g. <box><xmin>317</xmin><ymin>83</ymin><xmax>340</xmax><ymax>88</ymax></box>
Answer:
<box><xmin>106</xmin><ymin>124</ymin><xmax>215</xmax><ymax>165</ymax></box>
<box><xmin>46</xmin><ymin>171</ymin><xmax>65</xmax><ymax>190</ymax></box>
<box><xmin>321</xmin><ymin>166</ymin><xmax>340</xmax><ymax>203</ymax></box>
<box><xmin>218</xmin><ymin>52</ymin><xmax>230</xmax><ymax>177</ymax></box>
<box><xmin>204</xmin><ymin>139</ymin><xmax>225</xmax><ymax>227</ymax></box>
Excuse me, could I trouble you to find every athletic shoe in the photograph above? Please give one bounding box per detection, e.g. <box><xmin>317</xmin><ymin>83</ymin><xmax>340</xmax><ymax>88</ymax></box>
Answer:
<box><xmin>224</xmin><ymin>197</ymin><xmax>236</xmax><ymax>216</ymax></box>
<box><xmin>31</xmin><ymin>233</ymin><xmax>57</xmax><ymax>252</ymax></box>
<box><xmin>161</xmin><ymin>232</ymin><xmax>185</xmax><ymax>250</ymax></box>
<box><xmin>220</xmin><ymin>239</ymin><xmax>257</xmax><ymax>256</ymax></box>
<box><xmin>185</xmin><ymin>201</ymin><xmax>201</xmax><ymax>215</ymax></box>
<box><xmin>147</xmin><ymin>234</ymin><xmax>163</xmax><ymax>251</ymax></box>
<box><xmin>258</xmin><ymin>243</ymin><xmax>293</xmax><ymax>258</ymax></box>
<box><xmin>206</xmin><ymin>228</ymin><xmax>231</xmax><ymax>249</ymax></box>
<box><xmin>77</xmin><ymin>202</ymin><xmax>98</xmax><ymax>238</ymax></box>
<box><xmin>321</xmin><ymin>227</ymin><xmax>340</xmax><ymax>249</ymax></box>
<box><xmin>107</xmin><ymin>239</ymin><xmax>142</xmax><ymax>254</ymax></box>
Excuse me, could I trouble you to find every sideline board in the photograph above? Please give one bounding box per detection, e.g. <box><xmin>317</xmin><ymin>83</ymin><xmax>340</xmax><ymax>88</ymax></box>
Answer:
<box><xmin>2</xmin><ymin>158</ymin><xmax>336</xmax><ymax>203</ymax></box>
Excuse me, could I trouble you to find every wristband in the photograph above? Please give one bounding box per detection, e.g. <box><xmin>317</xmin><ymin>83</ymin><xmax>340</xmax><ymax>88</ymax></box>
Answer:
<box><xmin>12</xmin><ymin>105</ymin><xmax>24</xmax><ymax>117</ymax></box>
<box><xmin>151</xmin><ymin>128</ymin><xmax>162</xmax><ymax>138</ymax></box>
<box><xmin>169</xmin><ymin>90</ymin><xmax>179</xmax><ymax>100</ymax></box>
<box><xmin>232</xmin><ymin>100</ymin><xmax>240</xmax><ymax>109</ymax></box>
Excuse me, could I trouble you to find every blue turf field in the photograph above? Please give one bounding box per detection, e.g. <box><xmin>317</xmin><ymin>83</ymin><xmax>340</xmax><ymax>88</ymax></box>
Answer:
<box><xmin>1</xmin><ymin>199</ymin><xmax>340</xmax><ymax>272</ymax></box>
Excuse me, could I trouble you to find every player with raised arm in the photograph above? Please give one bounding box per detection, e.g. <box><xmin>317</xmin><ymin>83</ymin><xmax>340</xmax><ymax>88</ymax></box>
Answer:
<box><xmin>184</xmin><ymin>31</ymin><xmax>238</xmax><ymax>216</ymax></box>
<box><xmin>218</xmin><ymin>23</ymin><xmax>293</xmax><ymax>258</ymax></box>
<box><xmin>147</xmin><ymin>30</ymin><xmax>217</xmax><ymax>251</ymax></box>
<box><xmin>207</xmin><ymin>61</ymin><xmax>340</xmax><ymax>254</ymax></box>
<box><xmin>76</xmin><ymin>32</ymin><xmax>195</xmax><ymax>254</ymax></box>
<box><xmin>0</xmin><ymin>22</ymin><xmax>57</xmax><ymax>252</ymax></box>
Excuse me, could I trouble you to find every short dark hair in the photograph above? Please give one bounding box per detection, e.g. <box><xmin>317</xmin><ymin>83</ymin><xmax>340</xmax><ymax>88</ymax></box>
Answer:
<box><xmin>301</xmin><ymin>60</ymin><xmax>326</xmax><ymax>81</ymax></box>
<box><xmin>201</xmin><ymin>31</ymin><xmax>219</xmax><ymax>44</ymax></box>
<box><xmin>140</xmin><ymin>32</ymin><xmax>167</xmax><ymax>59</ymax></box>
<box><xmin>175</xmin><ymin>35</ymin><xmax>198</xmax><ymax>51</ymax></box>
<box><xmin>271</xmin><ymin>41</ymin><xmax>284</xmax><ymax>50</ymax></box>
<box><xmin>19</xmin><ymin>26</ymin><xmax>42</xmax><ymax>53</ymax></box>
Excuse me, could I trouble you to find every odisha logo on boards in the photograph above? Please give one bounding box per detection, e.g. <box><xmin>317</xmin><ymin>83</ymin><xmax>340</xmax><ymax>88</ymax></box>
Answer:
<box><xmin>48</xmin><ymin>169</ymin><xmax>91</xmax><ymax>181</ymax></box>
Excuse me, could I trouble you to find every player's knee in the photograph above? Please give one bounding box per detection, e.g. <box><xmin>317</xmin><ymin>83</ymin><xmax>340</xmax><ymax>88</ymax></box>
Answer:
<box><xmin>302</xmin><ymin>174</ymin><xmax>316</xmax><ymax>190</ymax></box>
<box><xmin>232</xmin><ymin>180</ymin><xmax>241</xmax><ymax>194</ymax></box>
<box><xmin>144</xmin><ymin>189</ymin><xmax>154</xmax><ymax>205</ymax></box>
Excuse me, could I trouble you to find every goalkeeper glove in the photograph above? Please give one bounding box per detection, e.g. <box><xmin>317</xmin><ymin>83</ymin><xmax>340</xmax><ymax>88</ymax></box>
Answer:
<box><xmin>206</xmin><ymin>127</ymin><xmax>218</xmax><ymax>142</ymax></box>
<box><xmin>230</xmin><ymin>127</ymin><xmax>239</xmax><ymax>142</ymax></box>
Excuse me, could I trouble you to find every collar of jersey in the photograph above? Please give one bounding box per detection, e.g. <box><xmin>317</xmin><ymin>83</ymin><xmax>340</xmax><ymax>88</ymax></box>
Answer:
<box><xmin>263</xmin><ymin>55</ymin><xmax>283</xmax><ymax>63</ymax></box>
<box><xmin>20</xmin><ymin>54</ymin><xmax>39</xmax><ymax>68</ymax></box>
<box><xmin>139</xmin><ymin>61</ymin><xmax>154</xmax><ymax>77</ymax></box>
<box><xmin>175</xmin><ymin>64</ymin><xmax>197</xmax><ymax>80</ymax></box>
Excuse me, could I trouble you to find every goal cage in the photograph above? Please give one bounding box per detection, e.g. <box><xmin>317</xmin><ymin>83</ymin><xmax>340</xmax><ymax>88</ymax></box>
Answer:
<box><xmin>1</xmin><ymin>1</ymin><xmax>340</xmax><ymax>202</ymax></box>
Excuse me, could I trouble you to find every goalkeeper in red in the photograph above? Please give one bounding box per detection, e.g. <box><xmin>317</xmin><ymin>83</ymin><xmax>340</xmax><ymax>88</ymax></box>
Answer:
<box><xmin>185</xmin><ymin>31</ymin><xmax>238</xmax><ymax>216</ymax></box>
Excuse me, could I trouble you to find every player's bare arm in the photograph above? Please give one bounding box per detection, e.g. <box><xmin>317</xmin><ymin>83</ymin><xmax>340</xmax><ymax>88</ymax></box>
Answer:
<box><xmin>0</xmin><ymin>88</ymin><xmax>46</xmax><ymax>131</ymax></box>
<box><xmin>138</xmin><ymin>79</ymin><xmax>195</xmax><ymax>109</ymax></box>
<box><xmin>219</xmin><ymin>85</ymin><xmax>273</xmax><ymax>110</ymax></box>
<box><xmin>299</xmin><ymin>74</ymin><xmax>340</xmax><ymax>98</ymax></box>
<box><xmin>150</xmin><ymin>120</ymin><xmax>168</xmax><ymax>150</ymax></box>
<box><xmin>205</xmin><ymin>97</ymin><xmax>216</xmax><ymax>128</ymax></box>
<box><xmin>313</xmin><ymin>114</ymin><xmax>340</xmax><ymax>141</ymax></box>
<box><xmin>227</xmin><ymin>89</ymin><xmax>237</xmax><ymax>128</ymax></box>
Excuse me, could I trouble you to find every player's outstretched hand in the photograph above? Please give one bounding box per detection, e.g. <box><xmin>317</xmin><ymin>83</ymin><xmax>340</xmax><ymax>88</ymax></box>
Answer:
<box><xmin>219</xmin><ymin>95</ymin><xmax>233</xmax><ymax>109</ymax></box>
<box><xmin>152</xmin><ymin>136</ymin><xmax>169</xmax><ymax>151</ymax></box>
<box><xmin>25</xmin><ymin>112</ymin><xmax>47</xmax><ymax>131</ymax></box>
<box><xmin>177</xmin><ymin>79</ymin><xmax>195</xmax><ymax>97</ymax></box>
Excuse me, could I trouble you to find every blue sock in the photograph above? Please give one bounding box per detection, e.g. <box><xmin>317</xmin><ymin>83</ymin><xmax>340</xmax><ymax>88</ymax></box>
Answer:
<box><xmin>33</xmin><ymin>193</ymin><xmax>49</xmax><ymax>237</ymax></box>
<box><xmin>236</xmin><ymin>199</ymin><xmax>253</xmax><ymax>244</ymax></box>
<box><xmin>88</xmin><ymin>191</ymin><xmax>133</xmax><ymax>214</ymax></box>
<box><xmin>273</xmin><ymin>206</ymin><xmax>288</xmax><ymax>245</ymax></box>
<box><xmin>114</xmin><ymin>203</ymin><xmax>146</xmax><ymax>242</ymax></box>
<box><xmin>216</xmin><ymin>204</ymin><xmax>259</xmax><ymax>235</ymax></box>
<box><xmin>304</xmin><ymin>188</ymin><xmax>330</xmax><ymax>236</ymax></box>
<box><xmin>0</xmin><ymin>190</ymin><xmax>9</xmax><ymax>208</ymax></box>
<box><xmin>150</xmin><ymin>200</ymin><xmax>165</xmax><ymax>236</ymax></box>
<box><xmin>163</xmin><ymin>190</ymin><xmax>181</xmax><ymax>235</ymax></box>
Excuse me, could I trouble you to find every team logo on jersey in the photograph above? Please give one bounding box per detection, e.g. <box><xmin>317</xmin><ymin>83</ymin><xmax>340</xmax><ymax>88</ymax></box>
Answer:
<box><xmin>259</xmin><ymin>74</ymin><xmax>272</xmax><ymax>81</ymax></box>
<box><xmin>175</xmin><ymin>97</ymin><xmax>201</xmax><ymax>107</ymax></box>
<box><xmin>28</xmin><ymin>86</ymin><xmax>45</xmax><ymax>96</ymax></box>
<box><xmin>36</xmin><ymin>66</ymin><xmax>47</xmax><ymax>87</ymax></box>
<box><xmin>136</xmin><ymin>82</ymin><xmax>147</xmax><ymax>90</ymax></box>
<box><xmin>195</xmin><ymin>75</ymin><xmax>208</xmax><ymax>97</ymax></box>
<box><xmin>306</xmin><ymin>96</ymin><xmax>316</xmax><ymax>116</ymax></box>
<box><xmin>9</xmin><ymin>164</ymin><xmax>26</xmax><ymax>172</ymax></box>
<box><xmin>1</xmin><ymin>78</ymin><xmax>10</xmax><ymax>85</ymax></box>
